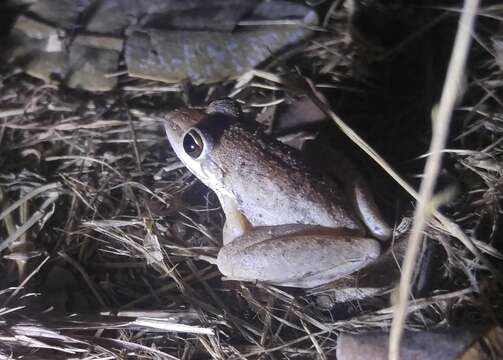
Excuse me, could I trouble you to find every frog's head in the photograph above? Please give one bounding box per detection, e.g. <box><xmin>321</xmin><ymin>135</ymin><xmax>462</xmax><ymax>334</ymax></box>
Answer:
<box><xmin>164</xmin><ymin>99</ymin><xmax>242</xmax><ymax>192</ymax></box>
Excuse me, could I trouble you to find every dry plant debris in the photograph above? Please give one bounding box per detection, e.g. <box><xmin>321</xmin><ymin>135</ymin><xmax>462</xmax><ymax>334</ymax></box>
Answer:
<box><xmin>0</xmin><ymin>0</ymin><xmax>502</xmax><ymax>359</ymax></box>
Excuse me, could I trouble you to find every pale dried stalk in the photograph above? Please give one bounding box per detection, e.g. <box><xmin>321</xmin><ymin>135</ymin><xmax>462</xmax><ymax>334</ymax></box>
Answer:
<box><xmin>0</xmin><ymin>182</ymin><xmax>60</xmax><ymax>222</ymax></box>
<box><xmin>0</xmin><ymin>193</ymin><xmax>58</xmax><ymax>252</ymax></box>
<box><xmin>389</xmin><ymin>1</ymin><xmax>479</xmax><ymax>359</ymax></box>
<box><xmin>2</xmin><ymin>256</ymin><xmax>50</xmax><ymax>307</ymax></box>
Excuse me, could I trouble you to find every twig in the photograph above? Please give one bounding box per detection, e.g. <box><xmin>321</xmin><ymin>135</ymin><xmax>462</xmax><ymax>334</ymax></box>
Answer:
<box><xmin>301</xmin><ymin>320</ymin><xmax>327</xmax><ymax>360</ymax></box>
<box><xmin>0</xmin><ymin>108</ymin><xmax>26</xmax><ymax>119</ymax></box>
<box><xmin>127</xmin><ymin>111</ymin><xmax>143</xmax><ymax>172</ymax></box>
<box><xmin>0</xmin><ymin>182</ymin><xmax>60</xmax><ymax>222</ymax></box>
<box><xmin>389</xmin><ymin>1</ymin><xmax>479</xmax><ymax>359</ymax></box>
<box><xmin>0</xmin><ymin>194</ymin><xmax>58</xmax><ymax>252</ymax></box>
<box><xmin>2</xmin><ymin>256</ymin><xmax>50</xmax><ymax>307</ymax></box>
<box><xmin>45</xmin><ymin>156</ymin><xmax>123</xmax><ymax>178</ymax></box>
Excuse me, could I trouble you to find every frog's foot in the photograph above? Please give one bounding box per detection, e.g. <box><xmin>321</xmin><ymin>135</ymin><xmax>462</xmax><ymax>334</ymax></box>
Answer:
<box><xmin>216</xmin><ymin>224</ymin><xmax>380</xmax><ymax>288</ymax></box>
<box><xmin>352</xmin><ymin>178</ymin><xmax>392</xmax><ymax>241</ymax></box>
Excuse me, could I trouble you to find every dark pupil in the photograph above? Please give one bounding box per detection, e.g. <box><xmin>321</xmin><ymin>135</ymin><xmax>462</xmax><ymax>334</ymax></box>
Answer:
<box><xmin>183</xmin><ymin>130</ymin><xmax>203</xmax><ymax>158</ymax></box>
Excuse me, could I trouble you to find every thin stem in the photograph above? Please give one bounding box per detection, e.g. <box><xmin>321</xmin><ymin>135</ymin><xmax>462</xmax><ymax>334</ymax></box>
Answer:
<box><xmin>388</xmin><ymin>1</ymin><xmax>479</xmax><ymax>359</ymax></box>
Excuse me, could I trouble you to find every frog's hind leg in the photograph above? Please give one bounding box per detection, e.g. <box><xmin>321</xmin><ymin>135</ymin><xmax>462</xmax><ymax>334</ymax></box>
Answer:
<box><xmin>303</xmin><ymin>139</ymin><xmax>391</xmax><ymax>241</ymax></box>
<box><xmin>217</xmin><ymin>224</ymin><xmax>381</xmax><ymax>288</ymax></box>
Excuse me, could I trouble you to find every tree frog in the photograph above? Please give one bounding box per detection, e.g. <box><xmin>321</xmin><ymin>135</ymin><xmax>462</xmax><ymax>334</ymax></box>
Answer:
<box><xmin>164</xmin><ymin>99</ymin><xmax>391</xmax><ymax>288</ymax></box>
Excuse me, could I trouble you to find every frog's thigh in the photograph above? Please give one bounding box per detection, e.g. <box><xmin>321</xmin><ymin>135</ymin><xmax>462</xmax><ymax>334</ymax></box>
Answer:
<box><xmin>217</xmin><ymin>225</ymin><xmax>381</xmax><ymax>288</ymax></box>
<box><xmin>218</xmin><ymin>193</ymin><xmax>252</xmax><ymax>245</ymax></box>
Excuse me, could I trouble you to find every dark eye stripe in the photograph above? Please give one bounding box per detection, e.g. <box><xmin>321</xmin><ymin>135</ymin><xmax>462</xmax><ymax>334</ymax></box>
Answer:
<box><xmin>183</xmin><ymin>130</ymin><xmax>204</xmax><ymax>159</ymax></box>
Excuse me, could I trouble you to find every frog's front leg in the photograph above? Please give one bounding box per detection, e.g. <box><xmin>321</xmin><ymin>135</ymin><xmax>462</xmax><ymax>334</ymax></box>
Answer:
<box><xmin>216</xmin><ymin>224</ymin><xmax>381</xmax><ymax>288</ymax></box>
<box><xmin>218</xmin><ymin>193</ymin><xmax>253</xmax><ymax>244</ymax></box>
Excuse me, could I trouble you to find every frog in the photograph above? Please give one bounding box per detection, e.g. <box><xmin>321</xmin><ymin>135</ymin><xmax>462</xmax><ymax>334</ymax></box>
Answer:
<box><xmin>164</xmin><ymin>99</ymin><xmax>391</xmax><ymax>288</ymax></box>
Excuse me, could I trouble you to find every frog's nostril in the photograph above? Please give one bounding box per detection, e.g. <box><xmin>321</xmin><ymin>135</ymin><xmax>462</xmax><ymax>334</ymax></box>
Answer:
<box><xmin>183</xmin><ymin>129</ymin><xmax>204</xmax><ymax>159</ymax></box>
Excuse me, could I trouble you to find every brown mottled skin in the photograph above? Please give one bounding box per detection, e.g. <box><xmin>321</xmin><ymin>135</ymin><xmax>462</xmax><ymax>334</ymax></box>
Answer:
<box><xmin>208</xmin><ymin>115</ymin><xmax>363</xmax><ymax>231</ymax></box>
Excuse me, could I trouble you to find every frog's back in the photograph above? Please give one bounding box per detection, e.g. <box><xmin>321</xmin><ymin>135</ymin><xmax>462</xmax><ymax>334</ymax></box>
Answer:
<box><xmin>213</xmin><ymin>121</ymin><xmax>364</xmax><ymax>231</ymax></box>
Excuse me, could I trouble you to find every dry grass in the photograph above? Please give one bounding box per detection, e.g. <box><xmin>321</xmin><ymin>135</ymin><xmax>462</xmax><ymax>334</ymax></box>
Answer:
<box><xmin>1</xmin><ymin>1</ymin><xmax>503</xmax><ymax>359</ymax></box>
<box><xmin>389</xmin><ymin>1</ymin><xmax>480</xmax><ymax>358</ymax></box>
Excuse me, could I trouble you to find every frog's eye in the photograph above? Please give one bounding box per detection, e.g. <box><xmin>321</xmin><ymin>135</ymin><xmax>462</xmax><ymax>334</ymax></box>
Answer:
<box><xmin>183</xmin><ymin>129</ymin><xmax>204</xmax><ymax>159</ymax></box>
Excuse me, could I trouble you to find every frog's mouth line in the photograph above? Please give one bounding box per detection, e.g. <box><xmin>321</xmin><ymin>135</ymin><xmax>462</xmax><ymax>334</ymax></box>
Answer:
<box><xmin>199</xmin><ymin>157</ymin><xmax>230</xmax><ymax>196</ymax></box>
